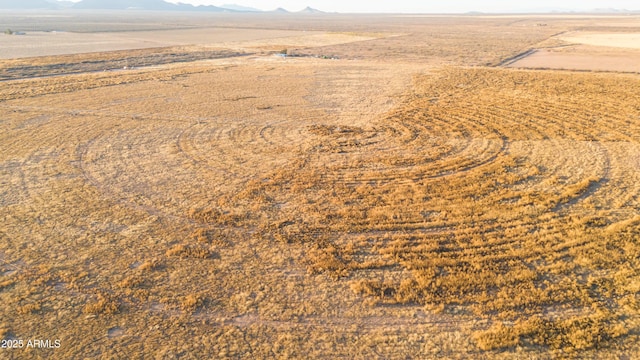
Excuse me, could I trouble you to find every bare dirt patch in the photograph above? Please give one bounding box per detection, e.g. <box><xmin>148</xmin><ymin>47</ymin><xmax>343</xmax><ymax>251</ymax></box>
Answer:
<box><xmin>559</xmin><ymin>32</ymin><xmax>640</xmax><ymax>49</ymax></box>
<box><xmin>507</xmin><ymin>48</ymin><xmax>640</xmax><ymax>72</ymax></box>
<box><xmin>507</xmin><ymin>29</ymin><xmax>640</xmax><ymax>73</ymax></box>
<box><xmin>0</xmin><ymin>28</ymin><xmax>309</xmax><ymax>59</ymax></box>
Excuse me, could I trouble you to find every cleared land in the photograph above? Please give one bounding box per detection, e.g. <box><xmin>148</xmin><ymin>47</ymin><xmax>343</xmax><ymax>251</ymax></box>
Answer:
<box><xmin>559</xmin><ymin>32</ymin><xmax>640</xmax><ymax>49</ymax></box>
<box><xmin>0</xmin><ymin>28</ymin><xmax>306</xmax><ymax>59</ymax></box>
<box><xmin>508</xmin><ymin>49</ymin><xmax>640</xmax><ymax>73</ymax></box>
<box><xmin>507</xmin><ymin>30</ymin><xmax>640</xmax><ymax>72</ymax></box>
<box><xmin>1</xmin><ymin>12</ymin><xmax>640</xmax><ymax>359</ymax></box>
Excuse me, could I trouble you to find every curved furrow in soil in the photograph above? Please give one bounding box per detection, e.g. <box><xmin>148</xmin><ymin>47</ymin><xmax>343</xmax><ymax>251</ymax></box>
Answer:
<box><xmin>249</xmin><ymin>67</ymin><xmax>640</xmax><ymax>352</ymax></box>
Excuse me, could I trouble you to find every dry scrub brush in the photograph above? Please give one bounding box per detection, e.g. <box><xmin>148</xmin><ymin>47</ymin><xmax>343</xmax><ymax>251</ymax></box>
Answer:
<box><xmin>237</xmin><ymin>67</ymin><xmax>640</xmax><ymax>353</ymax></box>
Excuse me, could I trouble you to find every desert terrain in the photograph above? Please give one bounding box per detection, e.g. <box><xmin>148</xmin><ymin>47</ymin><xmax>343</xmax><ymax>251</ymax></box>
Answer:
<box><xmin>1</xmin><ymin>11</ymin><xmax>640</xmax><ymax>359</ymax></box>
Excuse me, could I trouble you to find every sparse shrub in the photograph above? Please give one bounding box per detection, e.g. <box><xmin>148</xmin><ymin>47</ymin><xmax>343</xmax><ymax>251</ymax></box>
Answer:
<box><xmin>166</xmin><ymin>244</ymin><xmax>215</xmax><ymax>259</ymax></box>
<box><xmin>188</xmin><ymin>208</ymin><xmax>246</xmax><ymax>226</ymax></box>
<box><xmin>138</xmin><ymin>258</ymin><xmax>161</xmax><ymax>271</ymax></box>
<box><xmin>190</xmin><ymin>228</ymin><xmax>228</xmax><ymax>246</ymax></box>
<box><xmin>351</xmin><ymin>279</ymin><xmax>397</xmax><ymax>300</ymax></box>
<box><xmin>509</xmin><ymin>311</ymin><xmax>630</xmax><ymax>351</ymax></box>
<box><xmin>473</xmin><ymin>322</ymin><xmax>519</xmax><ymax>351</ymax></box>
<box><xmin>188</xmin><ymin>207</ymin><xmax>224</xmax><ymax>223</ymax></box>
<box><xmin>16</xmin><ymin>303</ymin><xmax>41</xmax><ymax>315</ymax></box>
<box><xmin>83</xmin><ymin>293</ymin><xmax>119</xmax><ymax>315</ymax></box>
<box><xmin>0</xmin><ymin>279</ymin><xmax>15</xmax><ymax>290</ymax></box>
<box><xmin>180</xmin><ymin>294</ymin><xmax>204</xmax><ymax>312</ymax></box>
<box><xmin>306</xmin><ymin>244</ymin><xmax>351</xmax><ymax>278</ymax></box>
<box><xmin>118</xmin><ymin>275</ymin><xmax>142</xmax><ymax>289</ymax></box>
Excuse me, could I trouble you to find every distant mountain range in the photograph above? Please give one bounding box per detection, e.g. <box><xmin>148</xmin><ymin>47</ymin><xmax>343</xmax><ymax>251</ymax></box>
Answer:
<box><xmin>73</xmin><ymin>0</ymin><xmax>227</xmax><ymax>11</ymax></box>
<box><xmin>0</xmin><ymin>0</ymin><xmax>325</xmax><ymax>13</ymax></box>
<box><xmin>0</xmin><ymin>0</ymin><xmax>67</xmax><ymax>9</ymax></box>
<box><xmin>0</xmin><ymin>1</ymin><xmax>636</xmax><ymax>13</ymax></box>
<box><xmin>219</xmin><ymin>3</ymin><xmax>261</xmax><ymax>12</ymax></box>
<box><xmin>298</xmin><ymin>6</ymin><xmax>324</xmax><ymax>14</ymax></box>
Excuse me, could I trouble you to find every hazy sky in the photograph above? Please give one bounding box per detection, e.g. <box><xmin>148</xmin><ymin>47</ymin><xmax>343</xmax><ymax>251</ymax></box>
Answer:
<box><xmin>159</xmin><ymin>0</ymin><xmax>639</xmax><ymax>13</ymax></box>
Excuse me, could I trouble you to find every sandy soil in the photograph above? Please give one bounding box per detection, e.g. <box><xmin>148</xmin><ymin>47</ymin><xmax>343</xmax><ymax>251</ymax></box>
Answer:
<box><xmin>508</xmin><ymin>30</ymin><xmax>640</xmax><ymax>72</ymax></box>
<box><xmin>0</xmin><ymin>28</ymin><xmax>310</xmax><ymax>59</ymax></box>
<box><xmin>2</xmin><ymin>13</ymin><xmax>640</xmax><ymax>359</ymax></box>
<box><xmin>559</xmin><ymin>32</ymin><xmax>640</xmax><ymax>49</ymax></box>
<box><xmin>0</xmin><ymin>29</ymin><xmax>388</xmax><ymax>59</ymax></box>
<box><xmin>507</xmin><ymin>48</ymin><xmax>640</xmax><ymax>72</ymax></box>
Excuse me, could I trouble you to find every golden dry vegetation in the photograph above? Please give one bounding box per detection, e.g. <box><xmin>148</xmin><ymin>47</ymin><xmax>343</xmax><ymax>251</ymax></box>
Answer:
<box><xmin>1</xmin><ymin>12</ymin><xmax>640</xmax><ymax>359</ymax></box>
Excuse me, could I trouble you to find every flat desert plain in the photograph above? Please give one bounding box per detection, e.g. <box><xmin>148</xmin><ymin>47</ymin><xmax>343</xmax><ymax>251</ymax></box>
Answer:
<box><xmin>1</xmin><ymin>11</ymin><xmax>640</xmax><ymax>359</ymax></box>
